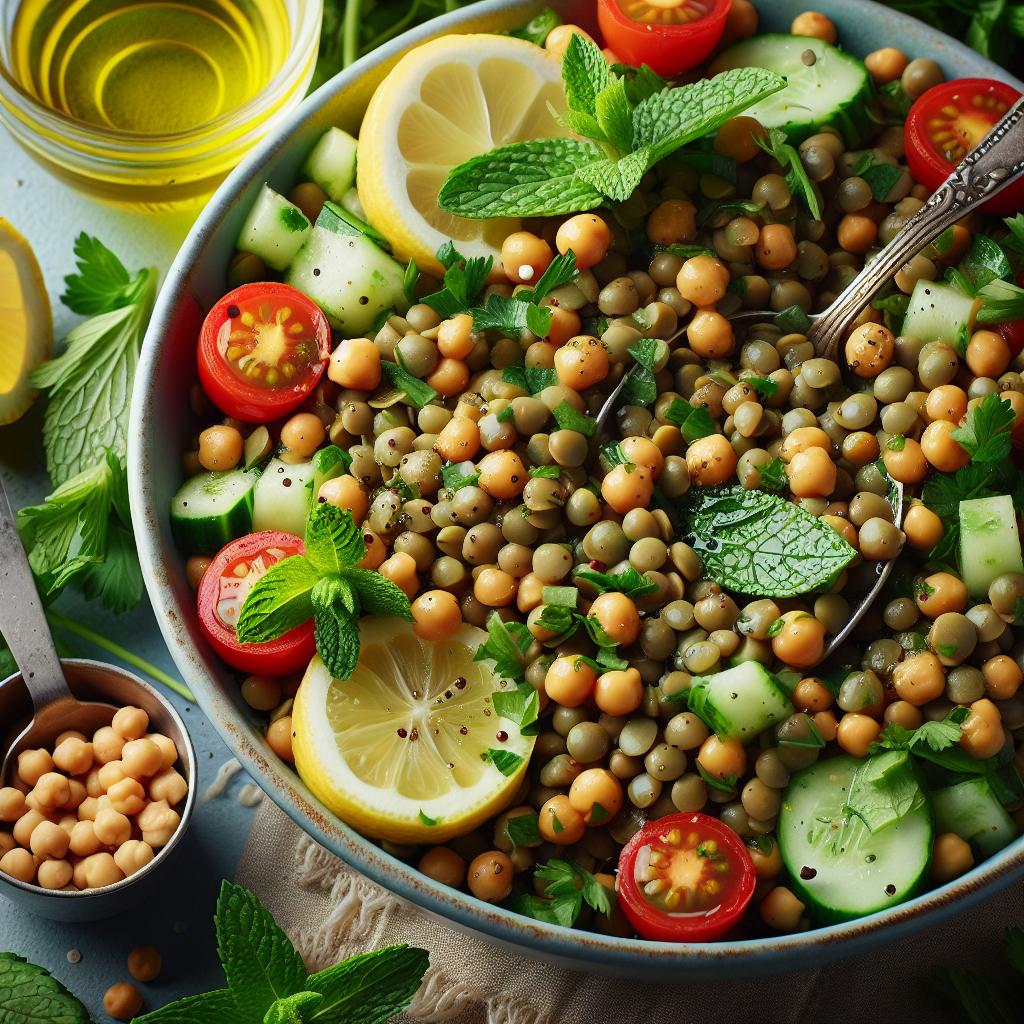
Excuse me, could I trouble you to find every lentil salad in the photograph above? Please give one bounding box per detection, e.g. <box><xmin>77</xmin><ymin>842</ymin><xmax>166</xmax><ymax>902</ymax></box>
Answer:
<box><xmin>164</xmin><ymin>1</ymin><xmax>1024</xmax><ymax>942</ymax></box>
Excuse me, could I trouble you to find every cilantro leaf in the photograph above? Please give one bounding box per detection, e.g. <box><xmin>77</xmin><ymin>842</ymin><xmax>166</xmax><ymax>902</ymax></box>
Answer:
<box><xmin>533</xmin><ymin>859</ymin><xmax>613</xmax><ymax>927</ymax></box>
<box><xmin>664</xmin><ymin>398</ymin><xmax>717</xmax><ymax>442</ymax></box>
<box><xmin>60</xmin><ymin>232</ymin><xmax>151</xmax><ymax>316</ymax></box>
<box><xmin>215</xmin><ymin>880</ymin><xmax>307</xmax><ymax>1015</ymax></box>
<box><xmin>0</xmin><ymin>952</ymin><xmax>91</xmax><ymax>1024</ymax></box>
<box><xmin>304</xmin><ymin>504</ymin><xmax>366</xmax><ymax>574</ymax></box>
<box><xmin>304</xmin><ymin>945</ymin><xmax>429</xmax><ymax>1024</ymax></box>
<box><xmin>379</xmin><ymin>360</ymin><xmax>438</xmax><ymax>409</ymax></box>
<box><xmin>311</xmin><ymin>576</ymin><xmax>362</xmax><ymax>680</ymax></box>
<box><xmin>755</xmin><ymin>127</ymin><xmax>822</xmax><ymax>220</ymax></box>
<box><xmin>486</xmin><ymin>748</ymin><xmax>526</xmax><ymax>776</ymax></box>
<box><xmin>951</xmin><ymin>394</ymin><xmax>1015</xmax><ymax>463</ymax></box>
<box><xmin>551</xmin><ymin>400</ymin><xmax>597</xmax><ymax>437</ymax></box>
<box><xmin>474</xmin><ymin>612</ymin><xmax>533</xmax><ymax>684</ymax></box>
<box><xmin>235</xmin><ymin>556</ymin><xmax>319</xmax><ymax>645</ymax></box>
<box><xmin>622</xmin><ymin>338</ymin><xmax>660</xmax><ymax>407</ymax></box>
<box><xmin>339</xmin><ymin>567</ymin><xmax>412</xmax><ymax>619</ymax></box>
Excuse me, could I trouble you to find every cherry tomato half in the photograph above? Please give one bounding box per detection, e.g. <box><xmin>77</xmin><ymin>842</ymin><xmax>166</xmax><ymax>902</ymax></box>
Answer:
<box><xmin>197</xmin><ymin>282</ymin><xmax>330</xmax><ymax>423</ymax></box>
<box><xmin>905</xmin><ymin>79</ymin><xmax>1024</xmax><ymax>216</ymax></box>
<box><xmin>198</xmin><ymin>531</ymin><xmax>315</xmax><ymax>675</ymax></box>
<box><xmin>597</xmin><ymin>0</ymin><xmax>730</xmax><ymax>77</ymax></box>
<box><xmin>616</xmin><ymin>811</ymin><xmax>755</xmax><ymax>941</ymax></box>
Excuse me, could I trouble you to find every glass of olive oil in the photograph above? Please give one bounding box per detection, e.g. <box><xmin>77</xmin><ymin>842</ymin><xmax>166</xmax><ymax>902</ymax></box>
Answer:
<box><xmin>0</xmin><ymin>0</ymin><xmax>322</xmax><ymax>209</ymax></box>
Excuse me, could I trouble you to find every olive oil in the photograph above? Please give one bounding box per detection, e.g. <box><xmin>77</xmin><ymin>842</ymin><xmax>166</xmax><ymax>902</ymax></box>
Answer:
<box><xmin>9</xmin><ymin>0</ymin><xmax>290</xmax><ymax>134</ymax></box>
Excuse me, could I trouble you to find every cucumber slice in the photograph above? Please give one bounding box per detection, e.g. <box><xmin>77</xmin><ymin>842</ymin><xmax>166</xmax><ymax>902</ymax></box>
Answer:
<box><xmin>959</xmin><ymin>494</ymin><xmax>1024</xmax><ymax>599</ymax></box>
<box><xmin>252</xmin><ymin>458</ymin><xmax>316</xmax><ymax>537</ymax></box>
<box><xmin>170</xmin><ymin>470</ymin><xmax>258</xmax><ymax>555</ymax></box>
<box><xmin>778</xmin><ymin>756</ymin><xmax>932</xmax><ymax>924</ymax></box>
<box><xmin>341</xmin><ymin>188</ymin><xmax>366</xmax><ymax>220</ymax></box>
<box><xmin>285</xmin><ymin>226</ymin><xmax>407</xmax><ymax>335</ymax></box>
<box><xmin>301</xmin><ymin>127</ymin><xmax>358</xmax><ymax>202</ymax></box>
<box><xmin>316</xmin><ymin>200</ymin><xmax>391</xmax><ymax>251</ymax></box>
<box><xmin>237</xmin><ymin>185</ymin><xmax>312</xmax><ymax>271</ymax></box>
<box><xmin>710</xmin><ymin>35</ymin><xmax>872</xmax><ymax>145</ymax></box>
<box><xmin>902</xmin><ymin>280</ymin><xmax>979</xmax><ymax>353</ymax></box>
<box><xmin>686</xmin><ymin>662</ymin><xmax>793</xmax><ymax>743</ymax></box>
<box><xmin>933</xmin><ymin>777</ymin><xmax>1017</xmax><ymax>857</ymax></box>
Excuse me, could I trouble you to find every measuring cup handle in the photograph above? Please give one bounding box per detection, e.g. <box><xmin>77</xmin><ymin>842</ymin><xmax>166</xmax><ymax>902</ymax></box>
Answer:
<box><xmin>0</xmin><ymin>481</ymin><xmax>72</xmax><ymax>710</ymax></box>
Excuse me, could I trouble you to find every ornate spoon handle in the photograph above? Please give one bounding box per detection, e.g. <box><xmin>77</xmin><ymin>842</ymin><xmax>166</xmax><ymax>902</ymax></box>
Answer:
<box><xmin>808</xmin><ymin>97</ymin><xmax>1024</xmax><ymax>360</ymax></box>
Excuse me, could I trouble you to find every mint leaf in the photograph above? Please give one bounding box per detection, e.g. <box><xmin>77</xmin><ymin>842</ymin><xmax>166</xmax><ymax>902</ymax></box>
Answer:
<box><xmin>32</xmin><ymin>259</ymin><xmax>157</xmax><ymax>485</ymax></box>
<box><xmin>215</xmin><ymin>880</ymin><xmax>307</xmax><ymax>1016</ymax></box>
<box><xmin>962</xmin><ymin>233</ymin><xmax>1012</xmax><ymax>289</ymax></box>
<box><xmin>612</xmin><ymin>63</ymin><xmax>667</xmax><ymax>104</ymax></box>
<box><xmin>633</xmin><ymin>68</ymin><xmax>785</xmax><ymax>165</ymax></box>
<box><xmin>340</xmin><ymin>567</ymin><xmax>412</xmax><ymax>618</ymax></box>
<box><xmin>133</xmin><ymin>990</ymin><xmax>249</xmax><ymax>1024</ymax></box>
<box><xmin>551</xmin><ymin>401</ymin><xmax>597</xmax><ymax>437</ymax></box>
<box><xmin>474</xmin><ymin>612</ymin><xmax>533</xmax><ymax>684</ymax></box>
<box><xmin>664</xmin><ymin>398</ymin><xmax>716</xmax><ymax>442</ymax></box>
<box><xmin>562</xmin><ymin>32</ymin><xmax>611</xmax><ymax>117</ymax></box>
<box><xmin>844</xmin><ymin>749</ymin><xmax>925</xmax><ymax>833</ymax></box>
<box><xmin>439</xmin><ymin>138</ymin><xmax>605</xmax><ymax>219</ymax></box>
<box><xmin>685</xmin><ymin>485</ymin><xmax>857</xmax><ymax>598</ymax></box>
<box><xmin>305</xmin><ymin>504</ymin><xmax>366</xmax><ymax>574</ymax></box>
<box><xmin>264</xmin><ymin>992</ymin><xmax>323</xmax><ymax>1024</ymax></box>
<box><xmin>235</xmin><ymin>555</ymin><xmax>319</xmax><ymax>645</ymax></box>
<box><xmin>379</xmin><ymin>361</ymin><xmax>437</xmax><ymax>409</ymax></box>
<box><xmin>311</xmin><ymin>576</ymin><xmax>361</xmax><ymax>680</ymax></box>
<box><xmin>305</xmin><ymin>945</ymin><xmax>428</xmax><ymax>1024</ymax></box>
<box><xmin>951</xmin><ymin>394</ymin><xmax>1014</xmax><ymax>463</ymax></box>
<box><xmin>60</xmin><ymin>232</ymin><xmax>148</xmax><ymax>316</ymax></box>
<box><xmin>0</xmin><ymin>953</ymin><xmax>90</xmax><ymax>1024</ymax></box>
<box><xmin>595</xmin><ymin>78</ymin><xmax>634</xmax><ymax>154</ymax></box>
<box><xmin>576</xmin><ymin>150</ymin><xmax>651</xmax><ymax>202</ymax></box>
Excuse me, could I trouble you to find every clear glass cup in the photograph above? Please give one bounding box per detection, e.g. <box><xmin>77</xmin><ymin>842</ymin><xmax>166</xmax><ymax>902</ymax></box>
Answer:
<box><xmin>0</xmin><ymin>0</ymin><xmax>323</xmax><ymax>210</ymax></box>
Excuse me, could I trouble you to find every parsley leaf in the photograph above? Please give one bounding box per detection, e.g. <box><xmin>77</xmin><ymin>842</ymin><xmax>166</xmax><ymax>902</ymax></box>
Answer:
<box><xmin>774</xmin><ymin>304</ymin><xmax>811</xmax><ymax>335</ymax></box>
<box><xmin>977</xmin><ymin>277</ymin><xmax>1024</xmax><ymax>323</ymax></box>
<box><xmin>420</xmin><ymin>243</ymin><xmax>492</xmax><ymax>317</ymax></box>
<box><xmin>529</xmin><ymin>859</ymin><xmax>613</xmax><ymax>927</ymax></box>
<box><xmin>664</xmin><ymin>397</ymin><xmax>717</xmax><ymax>442</ymax></box>
<box><xmin>474</xmin><ymin>612</ymin><xmax>533</xmax><ymax>684</ymax></box>
<box><xmin>621</xmin><ymin>338</ymin><xmax>660</xmax><ymax>407</ymax></box>
<box><xmin>506</xmin><ymin>811</ymin><xmax>541</xmax><ymax>848</ymax></box>
<box><xmin>551</xmin><ymin>401</ymin><xmax>597</xmax><ymax>437</ymax></box>
<box><xmin>574</xmin><ymin>564</ymin><xmax>658</xmax><ymax>598</ymax></box>
<box><xmin>60</xmin><ymin>232</ymin><xmax>152</xmax><ymax>316</ymax></box>
<box><xmin>492</xmin><ymin>682</ymin><xmax>540</xmax><ymax>731</ymax></box>
<box><xmin>951</xmin><ymin>394</ymin><xmax>1015</xmax><ymax>463</ymax></box>
<box><xmin>962</xmin><ymin>233</ymin><xmax>1012</xmax><ymax>289</ymax></box>
<box><xmin>502</xmin><ymin>365</ymin><xmax>557</xmax><ymax>395</ymax></box>
<box><xmin>485</xmin><ymin>748</ymin><xmax>526</xmax><ymax>777</ymax></box>
<box><xmin>379</xmin><ymin>360</ymin><xmax>438</xmax><ymax>409</ymax></box>
<box><xmin>440</xmin><ymin>461</ymin><xmax>480</xmax><ymax>492</ymax></box>
<box><xmin>755</xmin><ymin>128</ymin><xmax>822</xmax><ymax>220</ymax></box>
<box><xmin>31</xmin><ymin>244</ymin><xmax>157</xmax><ymax>486</ymax></box>
<box><xmin>746</xmin><ymin>376</ymin><xmax>778</xmax><ymax>398</ymax></box>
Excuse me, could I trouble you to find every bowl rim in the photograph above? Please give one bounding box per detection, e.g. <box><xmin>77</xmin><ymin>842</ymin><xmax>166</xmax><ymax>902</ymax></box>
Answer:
<box><xmin>129</xmin><ymin>0</ymin><xmax>1024</xmax><ymax>975</ymax></box>
<box><xmin>0</xmin><ymin>658</ymin><xmax>197</xmax><ymax>902</ymax></box>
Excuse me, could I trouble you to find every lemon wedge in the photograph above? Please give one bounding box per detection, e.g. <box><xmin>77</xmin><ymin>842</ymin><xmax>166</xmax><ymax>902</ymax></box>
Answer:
<box><xmin>357</xmin><ymin>33</ymin><xmax>568</xmax><ymax>275</ymax></box>
<box><xmin>293</xmin><ymin>616</ymin><xmax>534</xmax><ymax>843</ymax></box>
<box><xmin>0</xmin><ymin>219</ymin><xmax>52</xmax><ymax>426</ymax></box>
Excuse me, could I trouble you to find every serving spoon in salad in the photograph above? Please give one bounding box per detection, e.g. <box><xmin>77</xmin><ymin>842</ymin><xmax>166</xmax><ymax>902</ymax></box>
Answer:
<box><xmin>594</xmin><ymin>95</ymin><xmax>1024</xmax><ymax>663</ymax></box>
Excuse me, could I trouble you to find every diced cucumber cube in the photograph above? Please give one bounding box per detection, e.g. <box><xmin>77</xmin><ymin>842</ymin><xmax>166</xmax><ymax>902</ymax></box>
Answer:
<box><xmin>238</xmin><ymin>185</ymin><xmax>311</xmax><ymax>271</ymax></box>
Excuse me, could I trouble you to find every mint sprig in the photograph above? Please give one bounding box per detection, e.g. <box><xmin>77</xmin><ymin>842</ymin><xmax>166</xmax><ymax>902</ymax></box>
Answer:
<box><xmin>439</xmin><ymin>34</ymin><xmax>784</xmax><ymax>218</ymax></box>
<box><xmin>0</xmin><ymin>953</ymin><xmax>90</xmax><ymax>1024</ymax></box>
<box><xmin>236</xmin><ymin>504</ymin><xmax>411</xmax><ymax>680</ymax></box>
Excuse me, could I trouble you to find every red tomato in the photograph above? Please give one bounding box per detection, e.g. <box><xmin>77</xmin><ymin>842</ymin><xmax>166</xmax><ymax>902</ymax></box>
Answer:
<box><xmin>905</xmin><ymin>79</ymin><xmax>1024</xmax><ymax>216</ymax></box>
<box><xmin>616</xmin><ymin>812</ymin><xmax>755</xmax><ymax>941</ymax></box>
<box><xmin>198</xmin><ymin>283</ymin><xmax>330</xmax><ymax>423</ymax></box>
<box><xmin>996</xmin><ymin>273</ymin><xmax>1024</xmax><ymax>358</ymax></box>
<box><xmin>597</xmin><ymin>0</ymin><xmax>730</xmax><ymax>77</ymax></box>
<box><xmin>198</xmin><ymin>531</ymin><xmax>315</xmax><ymax>675</ymax></box>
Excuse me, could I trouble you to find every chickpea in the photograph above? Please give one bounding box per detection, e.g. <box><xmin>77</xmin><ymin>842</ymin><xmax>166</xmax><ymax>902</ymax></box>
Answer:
<box><xmin>80</xmin><ymin>852</ymin><xmax>124</xmax><ymax>888</ymax></box>
<box><xmin>278</xmin><ymin>412</ymin><xmax>324</xmax><ymax>458</ymax></box>
<box><xmin>793</xmin><ymin>678</ymin><xmax>834</xmax><ymax>713</ymax></box>
<box><xmin>185</xmin><ymin>555</ymin><xmax>211</xmax><ymax>590</ymax></box>
<box><xmin>772</xmin><ymin>613</ymin><xmax>826</xmax><ymax>669</ymax></box>
<box><xmin>328</xmin><ymin>338</ymin><xmax>381</xmax><ymax>390</ymax></box>
<box><xmin>556</xmin><ymin>214</ymin><xmax>612</xmax><ymax>269</ymax></box>
<box><xmin>687</xmin><ymin>310</ymin><xmax>735</xmax><ymax>359</ymax></box>
<box><xmin>31</xmin><ymin>772</ymin><xmax>70</xmax><ymax>809</ymax></box>
<box><xmin>545</xmin><ymin>656</ymin><xmax>597</xmax><ymax>708</ymax></box>
<box><xmin>676</xmin><ymin>256</ymin><xmax>730</xmax><ymax>306</ymax></box>
<box><xmin>892</xmin><ymin>651</ymin><xmax>946</xmax><ymax>706</ymax></box>
<box><xmin>588</xmin><ymin>593</ymin><xmax>640</xmax><ymax>647</ymax></box>
<box><xmin>865</xmin><ymin>47</ymin><xmax>909</xmax><ymax>84</ymax></box>
<box><xmin>111</xmin><ymin>705</ymin><xmax>149</xmax><ymax>742</ymax></box>
<box><xmin>92</xmin><ymin>726</ymin><xmax>126</xmax><ymax>765</ymax></box>
<box><xmin>569</xmin><ymin>768</ymin><xmax>624</xmax><ymax>823</ymax></box>
<box><xmin>146</xmin><ymin>733</ymin><xmax>178</xmax><ymax>772</ymax></box>
<box><xmin>437</xmin><ymin>314</ymin><xmax>474</xmax><ymax>361</ymax></box>
<box><xmin>473</xmin><ymin>567</ymin><xmax>516</xmax><ymax>608</ymax></box>
<box><xmin>554</xmin><ymin>335</ymin><xmax>609</xmax><ymax>390</ymax></box>
<box><xmin>30</xmin><ymin>819</ymin><xmax>70</xmax><ymax>860</ymax></box>
<box><xmin>619</xmin><ymin>436</ymin><xmax>664</xmax><ymax>476</ymax></box>
<box><xmin>148</xmin><ymin>768</ymin><xmax>188</xmax><ymax>807</ymax></box>
<box><xmin>780</xmin><ymin>426</ymin><xmax>831</xmax><ymax>462</ymax></box>
<box><xmin>931</xmin><ymin>833</ymin><xmax>974</xmax><ymax>883</ymax></box>
<box><xmin>318</xmin><ymin>476</ymin><xmax>369</xmax><ymax>523</ymax></box>
<box><xmin>601</xmin><ymin>462</ymin><xmax>655</xmax><ymax>514</ymax></box>
<box><xmin>107</xmin><ymin>778</ymin><xmax>146</xmax><ymax>816</ymax></box>
<box><xmin>538</xmin><ymin>794</ymin><xmax>586</xmax><ymax>844</ymax></box>
<box><xmin>836</xmin><ymin>713</ymin><xmax>881</xmax><ymax>757</ymax></box>
<box><xmin>425</xmin><ymin>358</ymin><xmax>470</xmax><ymax>398</ymax></box>
<box><xmin>501</xmin><ymin>231</ymin><xmax>552</xmax><ymax>285</ymax></box>
<box><xmin>925</xmin><ymin>384</ymin><xmax>968</xmax><ymax>424</ymax></box>
<box><xmin>127</xmin><ymin>946</ymin><xmax>162</xmax><ymax>983</ymax></box>
<box><xmin>982</xmin><ymin>655</ymin><xmax>1023</xmax><ymax>700</ymax></box>
<box><xmin>0</xmin><ymin>787</ymin><xmax>26</xmax><ymax>823</ymax></box>
<box><xmin>115</xmin><ymin>840</ymin><xmax>156</xmax><ymax>877</ymax></box>
<box><xmin>837</xmin><ymin>214</ymin><xmax>878</xmax><ymax>255</ymax></box>
<box><xmin>959</xmin><ymin>698</ymin><xmax>1005</xmax><ymax>759</ymax></box>
<box><xmin>0</xmin><ymin>848</ymin><xmax>36</xmax><ymax>883</ymax></box>
<box><xmin>754</xmin><ymin>223</ymin><xmax>797</xmax><ymax>271</ymax></box>
<box><xmin>903</xmin><ymin>503</ymin><xmax>944</xmax><ymax>551</ymax></box>
<box><xmin>882</xmin><ymin>437</ymin><xmax>928</xmax><ymax>484</ymax></box>
<box><xmin>37</xmin><ymin>859</ymin><xmax>73</xmax><ymax>890</ymax></box>
<box><xmin>761</xmin><ymin>886</ymin><xmax>806</xmax><ymax>930</ymax></box>
<box><xmin>594</xmin><ymin>668</ymin><xmax>644</xmax><ymax>716</ymax></box>
<box><xmin>477</xmin><ymin>450</ymin><xmax>527</xmax><ymax>499</ymax></box>
<box><xmin>845</xmin><ymin>322</ymin><xmax>895</xmax><ymax>377</ymax></box>
<box><xmin>410</xmin><ymin>590</ymin><xmax>462</xmax><ymax>641</ymax></box>
<box><xmin>787</xmin><ymin>446</ymin><xmax>836</xmax><ymax>498</ymax></box>
<box><xmin>17</xmin><ymin>748</ymin><xmax>54</xmax><ymax>787</ymax></box>
<box><xmin>121</xmin><ymin>738</ymin><xmax>164</xmax><ymax>779</ymax></box>
<box><xmin>103</xmin><ymin>982</ymin><xmax>143</xmax><ymax>1021</ymax></box>
<box><xmin>714</xmin><ymin>115</ymin><xmax>766</xmax><ymax>162</ymax></box>
<box><xmin>916</xmin><ymin>572</ymin><xmax>968</xmax><ymax>616</ymax></box>
<box><xmin>697</xmin><ymin>735</ymin><xmax>746</xmax><ymax>782</ymax></box>
<box><xmin>646</xmin><ymin>200</ymin><xmax>697</xmax><ymax>246</ymax></box>
<box><xmin>13</xmin><ymin>809</ymin><xmax>46</xmax><ymax>848</ymax></box>
<box><xmin>138</xmin><ymin>800</ymin><xmax>181</xmax><ymax>848</ymax></box>
<box><xmin>686</xmin><ymin>434</ymin><xmax>737</xmax><ymax>486</ymax></box>
<box><xmin>267</xmin><ymin>716</ymin><xmax>294</xmax><ymax>763</ymax></box>
<box><xmin>748</xmin><ymin>838</ymin><xmax>783</xmax><ymax>880</ymax></box>
<box><xmin>920</xmin><ymin>419</ymin><xmax>970</xmax><ymax>473</ymax></box>
<box><xmin>69</xmin><ymin>820</ymin><xmax>102</xmax><ymax>857</ymax></box>
<box><xmin>94</xmin><ymin>809</ymin><xmax>132</xmax><ymax>847</ymax></box>
<box><xmin>198</xmin><ymin>425</ymin><xmax>243</xmax><ymax>471</ymax></box>
<box><xmin>966</xmin><ymin>330</ymin><xmax>1011</xmax><ymax>378</ymax></box>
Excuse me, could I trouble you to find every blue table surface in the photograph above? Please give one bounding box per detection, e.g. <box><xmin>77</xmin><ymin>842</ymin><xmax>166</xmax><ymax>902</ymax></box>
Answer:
<box><xmin>0</xmin><ymin>143</ymin><xmax>259</xmax><ymax>1019</ymax></box>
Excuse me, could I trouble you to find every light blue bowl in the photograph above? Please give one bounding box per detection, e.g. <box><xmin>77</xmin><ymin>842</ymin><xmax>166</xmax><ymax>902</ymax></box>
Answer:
<box><xmin>129</xmin><ymin>0</ymin><xmax>1024</xmax><ymax>979</ymax></box>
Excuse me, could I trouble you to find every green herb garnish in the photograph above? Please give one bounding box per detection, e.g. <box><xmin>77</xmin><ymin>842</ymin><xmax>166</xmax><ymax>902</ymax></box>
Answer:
<box><xmin>758</xmin><ymin>456</ymin><xmax>788</xmax><ymax>493</ymax></box>
<box><xmin>664</xmin><ymin>398</ymin><xmax>717</xmax><ymax>442</ymax></box>
<box><xmin>471</xmin><ymin>252</ymin><xmax>578</xmax><ymax>339</ymax></box>
<box><xmin>950</xmin><ymin>394</ymin><xmax>1015</xmax><ymax>464</ymax></box>
<box><xmin>574</xmin><ymin>564</ymin><xmax>658</xmax><ymax>598</ymax></box>
<box><xmin>502</xmin><ymin>365</ymin><xmax>557</xmax><ymax>395</ymax></box>
<box><xmin>755</xmin><ymin>128</ymin><xmax>822</xmax><ymax>220</ymax></box>
<box><xmin>379</xmin><ymin>360</ymin><xmax>438</xmax><ymax>409</ymax></box>
<box><xmin>551</xmin><ymin>400</ymin><xmax>598</xmax><ymax>437</ymax></box>
<box><xmin>420</xmin><ymin>242</ymin><xmax>492</xmax><ymax>318</ymax></box>
<box><xmin>509</xmin><ymin>859</ymin><xmax>612</xmax><ymax>928</ymax></box>
<box><xmin>474</xmin><ymin>612</ymin><xmax>533</xmax><ymax>685</ymax></box>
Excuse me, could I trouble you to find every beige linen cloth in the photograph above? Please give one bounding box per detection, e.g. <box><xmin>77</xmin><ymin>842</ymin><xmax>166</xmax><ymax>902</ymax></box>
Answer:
<box><xmin>237</xmin><ymin>796</ymin><xmax>1022</xmax><ymax>1024</ymax></box>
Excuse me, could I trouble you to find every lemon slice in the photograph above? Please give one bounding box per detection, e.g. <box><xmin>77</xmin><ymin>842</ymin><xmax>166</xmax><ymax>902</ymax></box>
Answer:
<box><xmin>0</xmin><ymin>219</ymin><xmax>52</xmax><ymax>426</ymax></box>
<box><xmin>357</xmin><ymin>34</ymin><xmax>568</xmax><ymax>275</ymax></box>
<box><xmin>293</xmin><ymin>616</ymin><xmax>534</xmax><ymax>843</ymax></box>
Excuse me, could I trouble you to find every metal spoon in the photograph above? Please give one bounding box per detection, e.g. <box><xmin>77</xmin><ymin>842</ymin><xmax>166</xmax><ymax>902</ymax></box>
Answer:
<box><xmin>591</xmin><ymin>97</ymin><xmax>1024</xmax><ymax>662</ymax></box>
